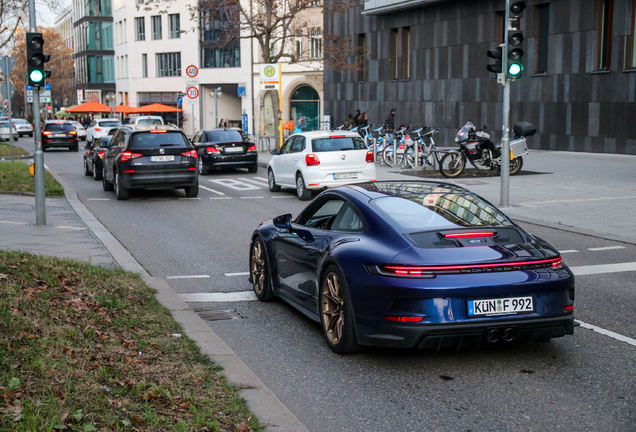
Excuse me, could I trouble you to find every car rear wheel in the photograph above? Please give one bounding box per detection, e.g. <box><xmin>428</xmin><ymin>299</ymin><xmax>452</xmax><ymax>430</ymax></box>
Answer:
<box><xmin>13</xmin><ymin>137</ymin><xmax>17</xmax><ymax>142</ymax></box>
<box><xmin>184</xmin><ymin>179</ymin><xmax>199</xmax><ymax>198</ymax></box>
<box><xmin>29</xmin><ymin>133</ymin><xmax>33</xmax><ymax>138</ymax></box>
<box><xmin>320</xmin><ymin>266</ymin><xmax>361</xmax><ymax>354</ymax></box>
<box><xmin>250</xmin><ymin>238</ymin><xmax>275</xmax><ymax>301</ymax></box>
<box><xmin>268</xmin><ymin>169</ymin><xmax>281</xmax><ymax>192</ymax></box>
<box><xmin>93</xmin><ymin>162</ymin><xmax>102</xmax><ymax>180</ymax></box>
<box><xmin>84</xmin><ymin>159</ymin><xmax>91</xmax><ymax>176</ymax></box>
<box><xmin>102</xmin><ymin>167</ymin><xmax>114</xmax><ymax>191</ymax></box>
<box><xmin>115</xmin><ymin>172</ymin><xmax>129</xmax><ymax>200</ymax></box>
<box><xmin>296</xmin><ymin>173</ymin><xmax>312</xmax><ymax>201</ymax></box>
<box><xmin>248</xmin><ymin>164</ymin><xmax>258</xmax><ymax>173</ymax></box>
<box><xmin>197</xmin><ymin>158</ymin><xmax>208</xmax><ymax>175</ymax></box>
<box><xmin>71</xmin><ymin>145</ymin><xmax>78</xmax><ymax>152</ymax></box>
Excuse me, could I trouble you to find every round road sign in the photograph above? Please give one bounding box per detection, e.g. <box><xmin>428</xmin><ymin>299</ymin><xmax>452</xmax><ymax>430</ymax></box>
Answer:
<box><xmin>187</xmin><ymin>87</ymin><xmax>199</xmax><ymax>99</ymax></box>
<box><xmin>186</xmin><ymin>65</ymin><xmax>199</xmax><ymax>78</ymax></box>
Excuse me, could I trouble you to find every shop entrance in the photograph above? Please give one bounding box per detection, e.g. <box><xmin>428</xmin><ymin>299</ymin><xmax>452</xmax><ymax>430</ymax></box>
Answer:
<box><xmin>290</xmin><ymin>86</ymin><xmax>320</xmax><ymax>132</ymax></box>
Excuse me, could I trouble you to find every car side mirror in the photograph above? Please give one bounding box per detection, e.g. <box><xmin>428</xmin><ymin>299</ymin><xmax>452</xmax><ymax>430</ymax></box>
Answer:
<box><xmin>270</xmin><ymin>149</ymin><xmax>278</xmax><ymax>155</ymax></box>
<box><xmin>273</xmin><ymin>213</ymin><xmax>292</xmax><ymax>229</ymax></box>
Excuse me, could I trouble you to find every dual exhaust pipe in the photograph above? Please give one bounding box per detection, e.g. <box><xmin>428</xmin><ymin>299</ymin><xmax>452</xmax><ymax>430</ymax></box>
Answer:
<box><xmin>486</xmin><ymin>328</ymin><xmax>516</xmax><ymax>343</ymax></box>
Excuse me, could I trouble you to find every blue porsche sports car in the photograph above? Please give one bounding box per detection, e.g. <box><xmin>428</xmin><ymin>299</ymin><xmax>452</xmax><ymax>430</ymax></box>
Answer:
<box><xmin>249</xmin><ymin>181</ymin><xmax>575</xmax><ymax>354</ymax></box>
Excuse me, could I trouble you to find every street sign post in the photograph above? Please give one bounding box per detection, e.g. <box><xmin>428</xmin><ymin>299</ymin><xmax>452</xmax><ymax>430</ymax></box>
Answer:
<box><xmin>1</xmin><ymin>56</ymin><xmax>15</xmax><ymax>159</ymax></box>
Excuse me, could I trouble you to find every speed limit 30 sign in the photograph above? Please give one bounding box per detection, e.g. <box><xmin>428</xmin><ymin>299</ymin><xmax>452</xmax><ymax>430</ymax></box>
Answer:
<box><xmin>186</xmin><ymin>87</ymin><xmax>199</xmax><ymax>99</ymax></box>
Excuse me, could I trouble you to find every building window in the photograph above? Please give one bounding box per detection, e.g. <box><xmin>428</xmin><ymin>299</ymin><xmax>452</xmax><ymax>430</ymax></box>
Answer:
<box><xmin>123</xmin><ymin>19</ymin><xmax>127</xmax><ymax>42</ymax></box>
<box><xmin>497</xmin><ymin>11</ymin><xmax>505</xmax><ymax>45</ymax></box>
<box><xmin>295</xmin><ymin>31</ymin><xmax>302</xmax><ymax>61</ymax></box>
<box><xmin>152</xmin><ymin>16</ymin><xmax>162</xmax><ymax>40</ymax></box>
<box><xmin>358</xmin><ymin>33</ymin><xmax>366</xmax><ymax>81</ymax></box>
<box><xmin>135</xmin><ymin>17</ymin><xmax>145</xmax><ymax>41</ymax></box>
<box><xmin>169</xmin><ymin>14</ymin><xmax>180</xmax><ymax>39</ymax></box>
<box><xmin>308</xmin><ymin>0</ymin><xmax>321</xmax><ymax>6</ymax></box>
<box><xmin>391</xmin><ymin>28</ymin><xmax>398</xmax><ymax>80</ymax></box>
<box><xmin>631</xmin><ymin>0</ymin><xmax>636</xmax><ymax>68</ymax></box>
<box><xmin>135</xmin><ymin>0</ymin><xmax>143</xmax><ymax>4</ymax></box>
<box><xmin>142</xmin><ymin>53</ymin><xmax>148</xmax><ymax>77</ymax></box>
<box><xmin>200</xmin><ymin>8</ymin><xmax>240</xmax><ymax>68</ymax></box>
<box><xmin>403</xmin><ymin>27</ymin><xmax>410</xmax><ymax>79</ymax></box>
<box><xmin>309</xmin><ymin>29</ymin><xmax>322</xmax><ymax>59</ymax></box>
<box><xmin>156</xmin><ymin>52</ymin><xmax>181</xmax><ymax>76</ymax></box>
<box><xmin>536</xmin><ymin>4</ymin><xmax>550</xmax><ymax>73</ymax></box>
<box><xmin>202</xmin><ymin>47</ymin><xmax>240</xmax><ymax>68</ymax></box>
<box><xmin>597</xmin><ymin>0</ymin><xmax>613</xmax><ymax>70</ymax></box>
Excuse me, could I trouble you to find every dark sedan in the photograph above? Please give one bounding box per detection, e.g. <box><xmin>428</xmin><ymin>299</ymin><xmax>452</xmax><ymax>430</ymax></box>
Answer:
<box><xmin>42</xmin><ymin>121</ymin><xmax>78</xmax><ymax>152</ymax></box>
<box><xmin>191</xmin><ymin>128</ymin><xmax>258</xmax><ymax>174</ymax></box>
<box><xmin>84</xmin><ymin>135</ymin><xmax>114</xmax><ymax>180</ymax></box>
<box><xmin>249</xmin><ymin>181</ymin><xmax>575</xmax><ymax>354</ymax></box>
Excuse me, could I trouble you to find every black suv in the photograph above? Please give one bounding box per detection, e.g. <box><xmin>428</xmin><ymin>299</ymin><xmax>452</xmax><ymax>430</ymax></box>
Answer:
<box><xmin>101</xmin><ymin>125</ymin><xmax>199</xmax><ymax>200</ymax></box>
<box><xmin>191</xmin><ymin>128</ymin><xmax>257</xmax><ymax>174</ymax></box>
<box><xmin>42</xmin><ymin>121</ymin><xmax>79</xmax><ymax>151</ymax></box>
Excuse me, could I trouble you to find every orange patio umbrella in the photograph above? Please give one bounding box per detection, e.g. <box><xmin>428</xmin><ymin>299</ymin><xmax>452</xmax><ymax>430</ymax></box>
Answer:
<box><xmin>133</xmin><ymin>103</ymin><xmax>184</xmax><ymax>114</ymax></box>
<box><xmin>66</xmin><ymin>100</ymin><xmax>112</xmax><ymax>114</ymax></box>
<box><xmin>115</xmin><ymin>104</ymin><xmax>137</xmax><ymax>114</ymax></box>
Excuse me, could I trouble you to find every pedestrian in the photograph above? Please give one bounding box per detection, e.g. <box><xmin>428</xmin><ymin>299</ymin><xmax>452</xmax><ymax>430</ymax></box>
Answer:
<box><xmin>225</xmin><ymin>118</ymin><xmax>230</xmax><ymax>127</ymax></box>
<box><xmin>353</xmin><ymin>109</ymin><xmax>361</xmax><ymax>125</ymax></box>
<box><xmin>283</xmin><ymin>117</ymin><xmax>295</xmax><ymax>136</ymax></box>
<box><xmin>358</xmin><ymin>112</ymin><xmax>368</xmax><ymax>127</ymax></box>
<box><xmin>298</xmin><ymin>116</ymin><xmax>307</xmax><ymax>132</ymax></box>
<box><xmin>384</xmin><ymin>108</ymin><xmax>396</xmax><ymax>140</ymax></box>
<box><xmin>345</xmin><ymin>114</ymin><xmax>356</xmax><ymax>129</ymax></box>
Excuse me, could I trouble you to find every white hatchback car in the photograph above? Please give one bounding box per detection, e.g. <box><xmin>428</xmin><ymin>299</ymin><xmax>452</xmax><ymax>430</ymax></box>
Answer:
<box><xmin>69</xmin><ymin>121</ymin><xmax>87</xmax><ymax>141</ymax></box>
<box><xmin>86</xmin><ymin>118</ymin><xmax>121</xmax><ymax>144</ymax></box>
<box><xmin>267</xmin><ymin>130</ymin><xmax>377</xmax><ymax>200</ymax></box>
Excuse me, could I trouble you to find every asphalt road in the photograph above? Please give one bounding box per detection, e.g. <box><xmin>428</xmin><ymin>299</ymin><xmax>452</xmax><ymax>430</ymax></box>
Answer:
<box><xmin>17</xmin><ymin>137</ymin><xmax>636</xmax><ymax>431</ymax></box>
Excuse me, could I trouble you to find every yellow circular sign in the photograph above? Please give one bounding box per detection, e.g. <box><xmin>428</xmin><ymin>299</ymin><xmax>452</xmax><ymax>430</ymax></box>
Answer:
<box><xmin>264</xmin><ymin>66</ymin><xmax>276</xmax><ymax>78</ymax></box>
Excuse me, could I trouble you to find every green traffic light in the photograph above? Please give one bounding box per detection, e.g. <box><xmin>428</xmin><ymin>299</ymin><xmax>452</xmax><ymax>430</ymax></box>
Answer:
<box><xmin>30</xmin><ymin>69</ymin><xmax>45</xmax><ymax>83</ymax></box>
<box><xmin>509</xmin><ymin>63</ymin><xmax>522</xmax><ymax>76</ymax></box>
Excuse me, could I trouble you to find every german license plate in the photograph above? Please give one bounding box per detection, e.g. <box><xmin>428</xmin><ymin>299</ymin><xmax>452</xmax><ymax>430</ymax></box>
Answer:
<box><xmin>225</xmin><ymin>147</ymin><xmax>242</xmax><ymax>153</ymax></box>
<box><xmin>333</xmin><ymin>172</ymin><xmax>358</xmax><ymax>180</ymax></box>
<box><xmin>150</xmin><ymin>155</ymin><xmax>174</xmax><ymax>162</ymax></box>
<box><xmin>467</xmin><ymin>296</ymin><xmax>533</xmax><ymax>317</ymax></box>
<box><xmin>55</xmin><ymin>134</ymin><xmax>65</xmax><ymax>137</ymax></box>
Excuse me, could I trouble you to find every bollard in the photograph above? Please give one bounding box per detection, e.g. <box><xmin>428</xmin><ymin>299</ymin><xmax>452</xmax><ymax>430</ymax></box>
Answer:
<box><xmin>392</xmin><ymin>136</ymin><xmax>397</xmax><ymax>168</ymax></box>
<box><xmin>373</xmin><ymin>137</ymin><xmax>378</xmax><ymax>163</ymax></box>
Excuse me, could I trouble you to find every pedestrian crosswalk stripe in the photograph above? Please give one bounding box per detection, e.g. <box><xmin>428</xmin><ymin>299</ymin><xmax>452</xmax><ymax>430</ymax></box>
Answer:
<box><xmin>570</xmin><ymin>261</ymin><xmax>636</xmax><ymax>276</ymax></box>
<box><xmin>576</xmin><ymin>320</ymin><xmax>636</xmax><ymax>347</ymax></box>
<box><xmin>587</xmin><ymin>246</ymin><xmax>625</xmax><ymax>251</ymax></box>
<box><xmin>200</xmin><ymin>185</ymin><xmax>225</xmax><ymax>195</ymax></box>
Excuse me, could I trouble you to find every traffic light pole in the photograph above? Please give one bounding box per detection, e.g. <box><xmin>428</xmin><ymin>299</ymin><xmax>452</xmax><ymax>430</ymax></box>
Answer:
<box><xmin>28</xmin><ymin>0</ymin><xmax>46</xmax><ymax>225</ymax></box>
<box><xmin>500</xmin><ymin>0</ymin><xmax>511</xmax><ymax>208</ymax></box>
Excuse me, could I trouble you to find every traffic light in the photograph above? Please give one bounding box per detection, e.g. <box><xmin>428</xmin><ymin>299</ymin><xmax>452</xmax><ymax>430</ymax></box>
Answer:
<box><xmin>487</xmin><ymin>46</ymin><xmax>503</xmax><ymax>74</ymax></box>
<box><xmin>507</xmin><ymin>29</ymin><xmax>524</xmax><ymax>80</ymax></box>
<box><xmin>26</xmin><ymin>32</ymin><xmax>51</xmax><ymax>87</ymax></box>
<box><xmin>510</xmin><ymin>1</ymin><xmax>526</xmax><ymax>18</ymax></box>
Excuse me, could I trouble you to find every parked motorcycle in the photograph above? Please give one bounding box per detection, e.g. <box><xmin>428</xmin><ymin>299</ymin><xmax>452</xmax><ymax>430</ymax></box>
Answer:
<box><xmin>439</xmin><ymin>121</ymin><xmax>535</xmax><ymax>178</ymax></box>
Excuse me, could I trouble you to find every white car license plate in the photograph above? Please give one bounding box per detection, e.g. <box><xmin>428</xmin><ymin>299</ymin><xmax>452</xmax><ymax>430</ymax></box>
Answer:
<box><xmin>467</xmin><ymin>296</ymin><xmax>533</xmax><ymax>317</ymax></box>
<box><xmin>225</xmin><ymin>147</ymin><xmax>242</xmax><ymax>153</ymax></box>
<box><xmin>150</xmin><ymin>155</ymin><xmax>174</xmax><ymax>162</ymax></box>
<box><xmin>333</xmin><ymin>172</ymin><xmax>358</xmax><ymax>180</ymax></box>
<box><xmin>55</xmin><ymin>134</ymin><xmax>66</xmax><ymax>137</ymax></box>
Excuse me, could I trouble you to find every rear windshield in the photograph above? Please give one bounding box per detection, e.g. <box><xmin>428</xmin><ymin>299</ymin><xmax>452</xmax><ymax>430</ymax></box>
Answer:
<box><xmin>13</xmin><ymin>119</ymin><xmax>29</xmax><ymax>124</ymax></box>
<box><xmin>130</xmin><ymin>131</ymin><xmax>188</xmax><ymax>148</ymax></box>
<box><xmin>207</xmin><ymin>130</ymin><xmax>248</xmax><ymax>143</ymax></box>
<box><xmin>0</xmin><ymin>122</ymin><xmax>11</xmax><ymax>128</ymax></box>
<box><xmin>311</xmin><ymin>137</ymin><xmax>367</xmax><ymax>152</ymax></box>
<box><xmin>44</xmin><ymin>123</ymin><xmax>74</xmax><ymax>132</ymax></box>
<box><xmin>371</xmin><ymin>193</ymin><xmax>514</xmax><ymax>233</ymax></box>
<box><xmin>137</xmin><ymin>119</ymin><xmax>163</xmax><ymax>125</ymax></box>
<box><xmin>98</xmin><ymin>121</ymin><xmax>121</xmax><ymax>127</ymax></box>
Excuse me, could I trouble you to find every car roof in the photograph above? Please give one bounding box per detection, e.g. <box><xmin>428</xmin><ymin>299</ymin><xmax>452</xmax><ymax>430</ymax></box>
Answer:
<box><xmin>120</xmin><ymin>124</ymin><xmax>179</xmax><ymax>132</ymax></box>
<box><xmin>292</xmin><ymin>130</ymin><xmax>362</xmax><ymax>139</ymax></box>
<box><xmin>96</xmin><ymin>118</ymin><xmax>120</xmax><ymax>122</ymax></box>
<box><xmin>339</xmin><ymin>181</ymin><xmax>475</xmax><ymax>201</ymax></box>
<box><xmin>45</xmin><ymin>120</ymin><xmax>72</xmax><ymax>124</ymax></box>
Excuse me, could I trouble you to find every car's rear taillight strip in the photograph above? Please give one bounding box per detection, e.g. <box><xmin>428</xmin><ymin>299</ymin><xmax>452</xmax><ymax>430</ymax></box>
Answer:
<box><xmin>443</xmin><ymin>232</ymin><xmax>494</xmax><ymax>239</ymax></box>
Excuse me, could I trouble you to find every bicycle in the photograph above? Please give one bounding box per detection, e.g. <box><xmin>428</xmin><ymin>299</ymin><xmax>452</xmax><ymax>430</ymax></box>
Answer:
<box><xmin>381</xmin><ymin>126</ymin><xmax>411</xmax><ymax>166</ymax></box>
<box><xmin>405</xmin><ymin>127</ymin><xmax>443</xmax><ymax>169</ymax></box>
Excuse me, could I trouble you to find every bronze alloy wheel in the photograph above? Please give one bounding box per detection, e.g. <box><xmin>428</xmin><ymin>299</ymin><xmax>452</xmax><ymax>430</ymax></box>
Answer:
<box><xmin>321</xmin><ymin>271</ymin><xmax>345</xmax><ymax>345</ymax></box>
<box><xmin>251</xmin><ymin>241</ymin><xmax>266</xmax><ymax>296</ymax></box>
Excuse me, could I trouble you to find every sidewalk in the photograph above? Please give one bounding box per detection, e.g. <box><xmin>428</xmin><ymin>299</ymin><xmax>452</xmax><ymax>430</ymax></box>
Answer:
<box><xmin>258</xmin><ymin>149</ymin><xmax>636</xmax><ymax>245</ymax></box>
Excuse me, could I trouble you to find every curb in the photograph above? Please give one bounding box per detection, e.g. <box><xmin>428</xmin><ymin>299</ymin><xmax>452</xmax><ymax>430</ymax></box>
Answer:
<box><xmin>45</xmin><ymin>168</ymin><xmax>309</xmax><ymax>432</ymax></box>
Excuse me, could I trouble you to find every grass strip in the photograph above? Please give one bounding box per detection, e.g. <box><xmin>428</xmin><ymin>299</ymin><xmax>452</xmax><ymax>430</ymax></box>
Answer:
<box><xmin>0</xmin><ymin>144</ymin><xmax>29</xmax><ymax>158</ymax></box>
<box><xmin>0</xmin><ymin>251</ymin><xmax>261</xmax><ymax>431</ymax></box>
<box><xmin>0</xmin><ymin>161</ymin><xmax>64</xmax><ymax>196</ymax></box>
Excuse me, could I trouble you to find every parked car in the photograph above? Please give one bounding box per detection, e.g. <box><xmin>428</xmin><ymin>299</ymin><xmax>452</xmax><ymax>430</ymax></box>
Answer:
<box><xmin>69</xmin><ymin>121</ymin><xmax>87</xmax><ymax>141</ymax></box>
<box><xmin>84</xmin><ymin>133</ymin><xmax>115</xmax><ymax>180</ymax></box>
<box><xmin>42</xmin><ymin>121</ymin><xmax>78</xmax><ymax>151</ymax></box>
<box><xmin>12</xmin><ymin>119</ymin><xmax>34</xmax><ymax>137</ymax></box>
<box><xmin>129</xmin><ymin>116</ymin><xmax>164</xmax><ymax>125</ymax></box>
<box><xmin>249</xmin><ymin>181</ymin><xmax>575</xmax><ymax>354</ymax></box>
<box><xmin>191</xmin><ymin>128</ymin><xmax>258</xmax><ymax>174</ymax></box>
<box><xmin>101</xmin><ymin>125</ymin><xmax>199</xmax><ymax>200</ymax></box>
<box><xmin>267</xmin><ymin>130</ymin><xmax>376</xmax><ymax>200</ymax></box>
<box><xmin>86</xmin><ymin>118</ymin><xmax>121</xmax><ymax>144</ymax></box>
<box><xmin>0</xmin><ymin>121</ymin><xmax>18</xmax><ymax>141</ymax></box>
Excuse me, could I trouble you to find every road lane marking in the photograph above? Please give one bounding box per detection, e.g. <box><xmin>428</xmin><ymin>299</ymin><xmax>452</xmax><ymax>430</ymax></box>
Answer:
<box><xmin>242</xmin><ymin>178</ymin><xmax>269</xmax><ymax>187</ymax></box>
<box><xmin>576</xmin><ymin>320</ymin><xmax>636</xmax><ymax>347</ymax></box>
<box><xmin>210</xmin><ymin>197</ymin><xmax>232</xmax><ymax>200</ymax></box>
<box><xmin>271</xmin><ymin>196</ymin><xmax>295</xmax><ymax>199</ymax></box>
<box><xmin>570</xmin><ymin>262</ymin><xmax>636</xmax><ymax>276</ymax></box>
<box><xmin>87</xmin><ymin>198</ymin><xmax>110</xmax><ymax>201</ymax></box>
<box><xmin>166</xmin><ymin>275</ymin><xmax>211</xmax><ymax>279</ymax></box>
<box><xmin>53</xmin><ymin>226</ymin><xmax>86</xmax><ymax>231</ymax></box>
<box><xmin>587</xmin><ymin>246</ymin><xmax>625</xmax><ymax>251</ymax></box>
<box><xmin>240</xmin><ymin>196</ymin><xmax>263</xmax><ymax>199</ymax></box>
<box><xmin>517</xmin><ymin>195</ymin><xmax>636</xmax><ymax>206</ymax></box>
<box><xmin>200</xmin><ymin>185</ymin><xmax>225</xmax><ymax>195</ymax></box>
<box><xmin>0</xmin><ymin>220</ymin><xmax>26</xmax><ymax>225</ymax></box>
<box><xmin>178</xmin><ymin>198</ymin><xmax>202</xmax><ymax>200</ymax></box>
<box><xmin>180</xmin><ymin>291</ymin><xmax>258</xmax><ymax>302</ymax></box>
<box><xmin>225</xmin><ymin>272</ymin><xmax>249</xmax><ymax>276</ymax></box>
<box><xmin>559</xmin><ymin>250</ymin><xmax>579</xmax><ymax>254</ymax></box>
<box><xmin>208</xmin><ymin>178</ymin><xmax>261</xmax><ymax>191</ymax></box>
<box><xmin>252</xmin><ymin>177</ymin><xmax>268</xmax><ymax>182</ymax></box>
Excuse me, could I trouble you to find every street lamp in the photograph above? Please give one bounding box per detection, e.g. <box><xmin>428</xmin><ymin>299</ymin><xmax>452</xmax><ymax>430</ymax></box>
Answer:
<box><xmin>104</xmin><ymin>92</ymin><xmax>115</xmax><ymax>117</ymax></box>
<box><xmin>210</xmin><ymin>87</ymin><xmax>223</xmax><ymax>127</ymax></box>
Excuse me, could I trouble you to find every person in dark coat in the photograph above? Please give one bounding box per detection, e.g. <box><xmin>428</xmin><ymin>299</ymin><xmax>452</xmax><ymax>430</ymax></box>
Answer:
<box><xmin>384</xmin><ymin>108</ymin><xmax>396</xmax><ymax>140</ymax></box>
<box><xmin>353</xmin><ymin>109</ymin><xmax>361</xmax><ymax>125</ymax></box>
<box><xmin>358</xmin><ymin>112</ymin><xmax>368</xmax><ymax>127</ymax></box>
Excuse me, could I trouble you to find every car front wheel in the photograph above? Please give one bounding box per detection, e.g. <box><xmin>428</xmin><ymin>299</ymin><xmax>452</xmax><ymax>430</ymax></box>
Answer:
<box><xmin>296</xmin><ymin>173</ymin><xmax>312</xmax><ymax>201</ymax></box>
<box><xmin>250</xmin><ymin>237</ymin><xmax>275</xmax><ymax>301</ymax></box>
<box><xmin>320</xmin><ymin>265</ymin><xmax>361</xmax><ymax>354</ymax></box>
